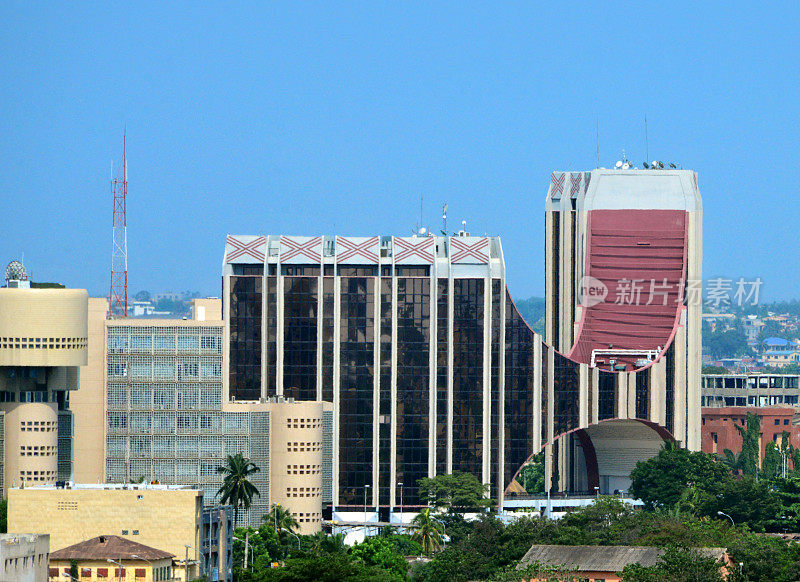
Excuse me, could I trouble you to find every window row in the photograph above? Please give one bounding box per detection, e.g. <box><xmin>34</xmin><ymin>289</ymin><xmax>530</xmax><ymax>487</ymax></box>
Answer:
<box><xmin>0</xmin><ymin>336</ymin><xmax>87</xmax><ymax>350</ymax></box>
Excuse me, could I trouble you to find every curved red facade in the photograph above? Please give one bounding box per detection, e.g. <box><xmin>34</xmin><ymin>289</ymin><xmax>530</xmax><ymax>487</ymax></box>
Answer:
<box><xmin>568</xmin><ymin>209</ymin><xmax>688</xmax><ymax>371</ymax></box>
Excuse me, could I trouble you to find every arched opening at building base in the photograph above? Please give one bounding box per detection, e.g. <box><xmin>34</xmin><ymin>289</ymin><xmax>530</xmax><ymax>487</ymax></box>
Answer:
<box><xmin>509</xmin><ymin>419</ymin><xmax>674</xmax><ymax>497</ymax></box>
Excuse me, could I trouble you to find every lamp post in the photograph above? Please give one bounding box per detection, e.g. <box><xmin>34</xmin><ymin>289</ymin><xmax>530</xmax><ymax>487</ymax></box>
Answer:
<box><xmin>718</xmin><ymin>511</ymin><xmax>735</xmax><ymax>527</ymax></box>
<box><xmin>232</xmin><ymin>536</ymin><xmax>254</xmax><ymax>570</ymax></box>
<box><xmin>184</xmin><ymin>544</ymin><xmax>196</xmax><ymax>582</ymax></box>
<box><xmin>431</xmin><ymin>517</ymin><xmax>448</xmax><ymax>550</ymax></box>
<box><xmin>106</xmin><ymin>558</ymin><xmax>124</xmax><ymax>582</ymax></box>
<box><xmin>593</xmin><ymin>486</ymin><xmax>599</xmax><ymax>499</ymax></box>
<box><xmin>398</xmin><ymin>482</ymin><xmax>404</xmax><ymax>529</ymax></box>
<box><xmin>364</xmin><ymin>484</ymin><xmax>371</xmax><ymax>538</ymax></box>
<box><xmin>286</xmin><ymin>530</ymin><xmax>301</xmax><ymax>551</ymax></box>
<box><xmin>272</xmin><ymin>502</ymin><xmax>278</xmax><ymax>535</ymax></box>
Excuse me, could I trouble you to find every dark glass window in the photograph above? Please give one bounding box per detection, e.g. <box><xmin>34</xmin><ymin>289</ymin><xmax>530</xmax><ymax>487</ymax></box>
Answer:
<box><xmin>322</xmin><ymin>277</ymin><xmax>335</xmax><ymax>403</ymax></box>
<box><xmin>542</xmin><ymin>345</ymin><xmax>549</xmax><ymax>446</ymax></box>
<box><xmin>598</xmin><ymin>370</ymin><xmax>615</xmax><ymax>421</ymax></box>
<box><xmin>551</xmin><ymin>212</ymin><xmax>560</xmax><ymax>347</ymax></box>
<box><xmin>436</xmin><ymin>279</ymin><xmax>448</xmax><ymax>475</ymax></box>
<box><xmin>233</xmin><ymin>265</ymin><xmax>264</xmax><ymax>276</ymax></box>
<box><xmin>265</xmin><ymin>276</ymin><xmax>277</xmax><ymax>395</ymax></box>
<box><xmin>553</xmin><ymin>352</ymin><xmax>579</xmax><ymax>436</ymax></box>
<box><xmin>339</xmin><ymin>266</ymin><xmax>378</xmax><ymax>277</ymax></box>
<box><xmin>635</xmin><ymin>370</ymin><xmax>649</xmax><ymax>419</ymax></box>
<box><xmin>283</xmin><ymin>277</ymin><xmax>318</xmax><ymax>401</ymax></box>
<box><xmin>228</xmin><ymin>276</ymin><xmax>262</xmax><ymax>401</ymax></box>
<box><xmin>504</xmin><ymin>289</ymin><xmax>535</xmax><ymax>491</ymax></box>
<box><xmin>452</xmin><ymin>279</ymin><xmax>484</xmax><ymax>477</ymax></box>
<box><xmin>378</xmin><ymin>277</ymin><xmax>392</xmax><ymax>506</ymax></box>
<box><xmin>282</xmin><ymin>265</ymin><xmax>321</xmax><ymax>276</ymax></box>
<box><xmin>396</xmin><ymin>277</ymin><xmax>430</xmax><ymax>505</ymax></box>
<box><xmin>664</xmin><ymin>342</ymin><xmax>675</xmax><ymax>434</ymax></box>
<box><xmin>338</xmin><ymin>277</ymin><xmax>375</xmax><ymax>506</ymax></box>
<box><xmin>490</xmin><ymin>280</ymin><xmax>502</xmax><ymax>498</ymax></box>
<box><xmin>395</xmin><ymin>266</ymin><xmax>430</xmax><ymax>277</ymax></box>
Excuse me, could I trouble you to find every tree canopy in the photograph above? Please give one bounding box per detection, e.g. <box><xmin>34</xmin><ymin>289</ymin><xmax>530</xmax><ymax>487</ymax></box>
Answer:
<box><xmin>417</xmin><ymin>471</ymin><xmax>492</xmax><ymax>510</ymax></box>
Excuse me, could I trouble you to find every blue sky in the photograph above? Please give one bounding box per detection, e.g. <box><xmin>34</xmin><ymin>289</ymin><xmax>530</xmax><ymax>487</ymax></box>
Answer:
<box><xmin>1</xmin><ymin>2</ymin><xmax>798</xmax><ymax>300</ymax></box>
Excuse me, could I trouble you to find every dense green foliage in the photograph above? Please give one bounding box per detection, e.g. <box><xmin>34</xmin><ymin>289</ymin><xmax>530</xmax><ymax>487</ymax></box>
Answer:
<box><xmin>229</xmin><ymin>437</ymin><xmax>800</xmax><ymax>581</ymax></box>
<box><xmin>417</xmin><ymin>471</ymin><xmax>493</xmax><ymax>510</ymax></box>
<box><xmin>517</xmin><ymin>452</ymin><xmax>545</xmax><ymax>493</ymax></box>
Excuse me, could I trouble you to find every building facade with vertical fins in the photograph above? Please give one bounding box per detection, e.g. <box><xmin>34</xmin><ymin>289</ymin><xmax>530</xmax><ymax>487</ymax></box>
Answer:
<box><xmin>220</xmin><ymin>167</ymin><xmax>702</xmax><ymax>520</ymax></box>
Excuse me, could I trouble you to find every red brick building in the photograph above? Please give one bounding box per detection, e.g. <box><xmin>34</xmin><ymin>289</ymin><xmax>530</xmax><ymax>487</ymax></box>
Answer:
<box><xmin>701</xmin><ymin>407</ymin><xmax>800</xmax><ymax>464</ymax></box>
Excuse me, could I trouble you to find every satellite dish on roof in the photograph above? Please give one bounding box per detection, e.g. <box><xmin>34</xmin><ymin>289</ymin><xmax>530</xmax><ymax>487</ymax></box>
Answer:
<box><xmin>419</xmin><ymin>227</ymin><xmax>427</xmax><ymax>235</ymax></box>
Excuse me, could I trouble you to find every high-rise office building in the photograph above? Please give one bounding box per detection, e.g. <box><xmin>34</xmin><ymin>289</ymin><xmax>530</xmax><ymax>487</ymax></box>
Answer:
<box><xmin>73</xmin><ymin>167</ymin><xmax>702</xmax><ymax>529</ymax></box>
<box><xmin>220</xmin><ymin>167</ymin><xmax>703</xmax><ymax>519</ymax></box>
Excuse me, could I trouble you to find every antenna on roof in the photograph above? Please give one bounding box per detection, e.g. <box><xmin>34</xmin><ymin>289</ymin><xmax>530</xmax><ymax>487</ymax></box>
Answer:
<box><xmin>441</xmin><ymin>203</ymin><xmax>448</xmax><ymax>235</ymax></box>
<box><xmin>595</xmin><ymin>119</ymin><xmax>600</xmax><ymax>168</ymax></box>
<box><xmin>645</xmin><ymin>115</ymin><xmax>649</xmax><ymax>163</ymax></box>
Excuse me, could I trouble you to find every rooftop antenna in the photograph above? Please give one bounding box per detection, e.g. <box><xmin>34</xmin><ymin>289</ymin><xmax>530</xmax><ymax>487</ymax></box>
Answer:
<box><xmin>109</xmin><ymin>132</ymin><xmax>129</xmax><ymax>318</ymax></box>
<box><xmin>645</xmin><ymin>115</ymin><xmax>649</xmax><ymax>163</ymax></box>
<box><xmin>595</xmin><ymin>119</ymin><xmax>600</xmax><ymax>168</ymax></box>
<box><xmin>419</xmin><ymin>194</ymin><xmax>423</xmax><ymax>234</ymax></box>
<box><xmin>441</xmin><ymin>203</ymin><xmax>448</xmax><ymax>235</ymax></box>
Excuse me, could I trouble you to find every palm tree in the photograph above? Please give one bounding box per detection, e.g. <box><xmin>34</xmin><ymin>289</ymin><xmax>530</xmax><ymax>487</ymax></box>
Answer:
<box><xmin>411</xmin><ymin>508</ymin><xmax>444</xmax><ymax>555</ymax></box>
<box><xmin>215</xmin><ymin>454</ymin><xmax>261</xmax><ymax>526</ymax></box>
<box><xmin>265</xmin><ymin>503</ymin><xmax>299</xmax><ymax>535</ymax></box>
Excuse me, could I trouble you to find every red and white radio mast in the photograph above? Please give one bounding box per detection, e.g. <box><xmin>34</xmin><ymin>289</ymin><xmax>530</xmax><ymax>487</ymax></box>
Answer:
<box><xmin>109</xmin><ymin>134</ymin><xmax>128</xmax><ymax>317</ymax></box>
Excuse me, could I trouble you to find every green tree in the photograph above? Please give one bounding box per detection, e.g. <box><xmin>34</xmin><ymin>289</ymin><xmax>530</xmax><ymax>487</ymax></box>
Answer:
<box><xmin>411</xmin><ymin>508</ymin><xmax>445</xmax><ymax>554</ymax></box>
<box><xmin>629</xmin><ymin>442</ymin><xmax>731</xmax><ymax>510</ymax></box>
<box><xmin>70</xmin><ymin>560</ymin><xmax>79</xmax><ymax>580</ymax></box>
<box><xmin>216</xmin><ymin>453</ymin><xmax>261</xmax><ymax>526</ymax></box>
<box><xmin>517</xmin><ymin>452</ymin><xmax>545</xmax><ymax>493</ymax></box>
<box><xmin>250</xmin><ymin>553</ymin><xmax>400</xmax><ymax>582</ymax></box>
<box><xmin>417</xmin><ymin>471</ymin><xmax>492</xmax><ymax>510</ymax></box>
<box><xmin>713</xmin><ymin>476</ymin><xmax>781</xmax><ymax>532</ymax></box>
<box><xmin>350</xmin><ymin>537</ymin><xmax>408</xmax><ymax>577</ymax></box>
<box><xmin>0</xmin><ymin>499</ymin><xmax>6</xmax><ymax>533</ymax></box>
<box><xmin>702</xmin><ymin>365</ymin><xmax>730</xmax><ymax>374</ymax></box>
<box><xmin>264</xmin><ymin>503</ymin><xmax>299</xmax><ymax>536</ymax></box>
<box><xmin>724</xmin><ymin>412</ymin><xmax>760</xmax><ymax>477</ymax></box>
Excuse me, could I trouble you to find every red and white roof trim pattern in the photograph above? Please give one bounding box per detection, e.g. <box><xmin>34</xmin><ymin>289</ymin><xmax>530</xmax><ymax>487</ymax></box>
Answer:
<box><xmin>393</xmin><ymin>237</ymin><xmax>434</xmax><ymax>264</ymax></box>
<box><xmin>225</xmin><ymin>235</ymin><xmax>266</xmax><ymax>264</ymax></box>
<box><xmin>450</xmin><ymin>236</ymin><xmax>489</xmax><ymax>264</ymax></box>
<box><xmin>570</xmin><ymin>173</ymin><xmax>582</xmax><ymax>198</ymax></box>
<box><xmin>336</xmin><ymin>236</ymin><xmax>379</xmax><ymax>264</ymax></box>
<box><xmin>583</xmin><ymin>171</ymin><xmax>592</xmax><ymax>193</ymax></box>
<box><xmin>549</xmin><ymin>172</ymin><xmax>566</xmax><ymax>198</ymax></box>
<box><xmin>280</xmin><ymin>236</ymin><xmax>322</xmax><ymax>264</ymax></box>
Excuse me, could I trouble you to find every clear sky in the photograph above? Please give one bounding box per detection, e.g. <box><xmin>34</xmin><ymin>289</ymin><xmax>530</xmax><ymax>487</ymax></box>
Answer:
<box><xmin>1</xmin><ymin>2</ymin><xmax>798</xmax><ymax>300</ymax></box>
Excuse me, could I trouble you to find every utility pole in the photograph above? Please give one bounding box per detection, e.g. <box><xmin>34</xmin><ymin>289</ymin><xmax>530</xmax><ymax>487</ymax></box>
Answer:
<box><xmin>244</xmin><ymin>530</ymin><xmax>249</xmax><ymax>570</ymax></box>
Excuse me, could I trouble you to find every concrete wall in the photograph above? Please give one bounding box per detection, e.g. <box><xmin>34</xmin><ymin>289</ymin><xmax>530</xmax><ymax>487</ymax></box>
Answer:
<box><xmin>8</xmin><ymin>487</ymin><xmax>202</xmax><ymax>561</ymax></box>
<box><xmin>0</xmin><ymin>289</ymin><xmax>88</xmax><ymax>367</ymax></box>
<box><xmin>71</xmin><ymin>298</ymin><xmax>108</xmax><ymax>484</ymax></box>
<box><xmin>0</xmin><ymin>533</ymin><xmax>49</xmax><ymax>582</ymax></box>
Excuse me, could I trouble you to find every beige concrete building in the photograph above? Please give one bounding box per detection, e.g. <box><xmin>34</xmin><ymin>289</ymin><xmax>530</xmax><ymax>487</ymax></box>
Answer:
<box><xmin>0</xmin><ymin>533</ymin><xmax>50</xmax><ymax>582</ymax></box>
<box><xmin>0</xmin><ymin>263</ymin><xmax>88</xmax><ymax>496</ymax></box>
<box><xmin>9</xmin><ymin>484</ymin><xmax>204</xmax><ymax>579</ymax></box>
<box><xmin>72</xmin><ymin>298</ymin><xmax>332</xmax><ymax>532</ymax></box>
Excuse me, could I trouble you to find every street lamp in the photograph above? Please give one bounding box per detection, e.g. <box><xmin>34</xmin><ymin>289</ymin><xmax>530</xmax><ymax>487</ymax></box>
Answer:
<box><xmin>398</xmin><ymin>482</ymin><xmax>404</xmax><ymax>529</ymax></box>
<box><xmin>364</xmin><ymin>484</ymin><xmax>371</xmax><ymax>538</ymax></box>
<box><xmin>272</xmin><ymin>501</ymin><xmax>279</xmax><ymax>535</ymax></box>
<box><xmin>183</xmin><ymin>544</ymin><xmax>196</xmax><ymax>582</ymax></box>
<box><xmin>286</xmin><ymin>530</ymin><xmax>301</xmax><ymax>551</ymax></box>
<box><xmin>431</xmin><ymin>517</ymin><xmax>448</xmax><ymax>550</ymax></box>
<box><xmin>106</xmin><ymin>558</ymin><xmax>124</xmax><ymax>582</ymax></box>
<box><xmin>593</xmin><ymin>486</ymin><xmax>599</xmax><ymax>499</ymax></box>
<box><xmin>232</xmin><ymin>536</ymin><xmax>254</xmax><ymax>570</ymax></box>
<box><xmin>717</xmin><ymin>511</ymin><xmax>735</xmax><ymax>527</ymax></box>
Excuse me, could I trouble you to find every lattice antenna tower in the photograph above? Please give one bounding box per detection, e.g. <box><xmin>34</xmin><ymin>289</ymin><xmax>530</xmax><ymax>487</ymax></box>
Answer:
<box><xmin>109</xmin><ymin>133</ymin><xmax>128</xmax><ymax>317</ymax></box>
